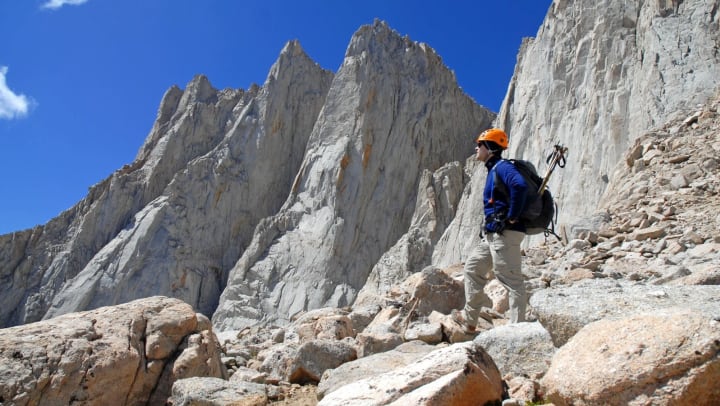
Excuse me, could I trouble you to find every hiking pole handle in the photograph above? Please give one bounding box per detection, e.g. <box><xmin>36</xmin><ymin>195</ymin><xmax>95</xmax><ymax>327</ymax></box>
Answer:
<box><xmin>538</xmin><ymin>145</ymin><xmax>568</xmax><ymax>195</ymax></box>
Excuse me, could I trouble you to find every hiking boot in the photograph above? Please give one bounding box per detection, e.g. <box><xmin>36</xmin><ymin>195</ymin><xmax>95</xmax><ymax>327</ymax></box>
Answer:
<box><xmin>478</xmin><ymin>306</ymin><xmax>504</xmax><ymax>323</ymax></box>
<box><xmin>450</xmin><ymin>309</ymin><xmax>476</xmax><ymax>334</ymax></box>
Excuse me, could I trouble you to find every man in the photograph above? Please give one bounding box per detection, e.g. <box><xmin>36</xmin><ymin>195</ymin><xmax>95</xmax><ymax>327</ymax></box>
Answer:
<box><xmin>453</xmin><ymin>128</ymin><xmax>529</xmax><ymax>331</ymax></box>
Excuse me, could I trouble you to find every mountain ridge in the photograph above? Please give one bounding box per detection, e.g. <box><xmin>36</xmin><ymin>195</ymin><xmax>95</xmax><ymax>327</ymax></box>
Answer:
<box><xmin>2</xmin><ymin>2</ymin><xmax>720</xmax><ymax>332</ymax></box>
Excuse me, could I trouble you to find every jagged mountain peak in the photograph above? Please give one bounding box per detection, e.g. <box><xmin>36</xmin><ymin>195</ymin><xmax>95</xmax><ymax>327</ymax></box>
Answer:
<box><xmin>0</xmin><ymin>30</ymin><xmax>335</xmax><ymax>327</ymax></box>
<box><xmin>178</xmin><ymin>74</ymin><xmax>219</xmax><ymax>107</ymax></box>
<box><xmin>346</xmin><ymin>19</ymin><xmax>441</xmax><ymax>63</ymax></box>
<box><xmin>279</xmin><ymin>38</ymin><xmax>305</xmax><ymax>57</ymax></box>
<box><xmin>266</xmin><ymin>39</ymin><xmax>331</xmax><ymax>86</ymax></box>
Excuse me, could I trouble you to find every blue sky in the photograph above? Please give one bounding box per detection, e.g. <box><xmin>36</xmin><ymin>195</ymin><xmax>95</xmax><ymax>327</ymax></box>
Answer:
<box><xmin>0</xmin><ymin>0</ymin><xmax>551</xmax><ymax>234</ymax></box>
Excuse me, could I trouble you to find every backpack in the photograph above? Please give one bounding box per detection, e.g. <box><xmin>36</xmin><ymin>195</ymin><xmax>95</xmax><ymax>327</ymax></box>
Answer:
<box><xmin>493</xmin><ymin>159</ymin><xmax>557</xmax><ymax>236</ymax></box>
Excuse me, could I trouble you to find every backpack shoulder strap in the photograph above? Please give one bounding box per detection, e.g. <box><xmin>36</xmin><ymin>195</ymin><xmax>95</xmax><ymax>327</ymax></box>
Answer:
<box><xmin>490</xmin><ymin>160</ymin><xmax>510</xmax><ymax>202</ymax></box>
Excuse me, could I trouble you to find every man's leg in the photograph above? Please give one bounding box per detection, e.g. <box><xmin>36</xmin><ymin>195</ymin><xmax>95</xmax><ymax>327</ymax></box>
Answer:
<box><xmin>487</xmin><ymin>230</ymin><xmax>526</xmax><ymax>323</ymax></box>
<box><xmin>462</xmin><ymin>240</ymin><xmax>494</xmax><ymax>327</ymax></box>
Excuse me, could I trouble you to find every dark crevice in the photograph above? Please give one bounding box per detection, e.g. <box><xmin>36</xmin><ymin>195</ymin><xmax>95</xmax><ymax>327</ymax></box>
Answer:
<box><xmin>147</xmin><ymin>337</ymin><xmax>188</xmax><ymax>405</ymax></box>
<box><xmin>124</xmin><ymin>316</ymin><xmax>148</xmax><ymax>405</ymax></box>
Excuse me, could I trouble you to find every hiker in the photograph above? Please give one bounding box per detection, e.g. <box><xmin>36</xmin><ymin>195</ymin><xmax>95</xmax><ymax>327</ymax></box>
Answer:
<box><xmin>453</xmin><ymin>128</ymin><xmax>529</xmax><ymax>331</ymax></box>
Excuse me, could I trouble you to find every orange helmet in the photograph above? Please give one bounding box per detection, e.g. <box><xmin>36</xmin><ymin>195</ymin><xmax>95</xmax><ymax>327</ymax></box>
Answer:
<box><xmin>476</xmin><ymin>128</ymin><xmax>508</xmax><ymax>150</ymax></box>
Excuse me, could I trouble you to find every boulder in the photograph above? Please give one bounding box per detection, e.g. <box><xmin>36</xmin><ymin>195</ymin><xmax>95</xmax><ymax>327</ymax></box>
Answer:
<box><xmin>228</xmin><ymin>367</ymin><xmax>267</xmax><ymax>384</ymax></box>
<box><xmin>542</xmin><ymin>309</ymin><xmax>720</xmax><ymax>405</ymax></box>
<box><xmin>168</xmin><ymin>377</ymin><xmax>267</xmax><ymax>406</ymax></box>
<box><xmin>317</xmin><ymin>340</ymin><xmax>434</xmax><ymax>399</ymax></box>
<box><xmin>313</xmin><ymin>315</ymin><xmax>355</xmax><ymax>341</ymax></box>
<box><xmin>362</xmin><ymin>306</ymin><xmax>403</xmax><ymax>335</ymax></box>
<box><xmin>256</xmin><ymin>338</ymin><xmax>357</xmax><ymax>385</ymax></box>
<box><xmin>287</xmin><ymin>339</ymin><xmax>358</xmax><ymax>384</ymax></box>
<box><xmin>286</xmin><ymin>307</ymin><xmax>352</xmax><ymax>343</ymax></box>
<box><xmin>0</xmin><ymin>297</ymin><xmax>225</xmax><ymax>406</ymax></box>
<box><xmin>318</xmin><ymin>342</ymin><xmax>503</xmax><ymax>405</ymax></box>
<box><xmin>355</xmin><ymin>331</ymin><xmax>403</xmax><ymax>358</ymax></box>
<box><xmin>530</xmin><ymin>279</ymin><xmax>720</xmax><ymax>346</ymax></box>
<box><xmin>258</xmin><ymin>343</ymin><xmax>298</xmax><ymax>384</ymax></box>
<box><xmin>396</xmin><ymin>266</ymin><xmax>465</xmax><ymax>317</ymax></box>
<box><xmin>670</xmin><ymin>263</ymin><xmax>720</xmax><ymax>285</ymax></box>
<box><xmin>346</xmin><ymin>305</ymin><xmax>382</xmax><ymax>334</ymax></box>
<box><xmin>403</xmin><ymin>321</ymin><xmax>443</xmax><ymax>344</ymax></box>
<box><xmin>473</xmin><ymin>322</ymin><xmax>556</xmax><ymax>379</ymax></box>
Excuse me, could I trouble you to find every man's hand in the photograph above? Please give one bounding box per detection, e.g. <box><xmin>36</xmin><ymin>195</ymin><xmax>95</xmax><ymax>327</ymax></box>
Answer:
<box><xmin>485</xmin><ymin>220</ymin><xmax>505</xmax><ymax>234</ymax></box>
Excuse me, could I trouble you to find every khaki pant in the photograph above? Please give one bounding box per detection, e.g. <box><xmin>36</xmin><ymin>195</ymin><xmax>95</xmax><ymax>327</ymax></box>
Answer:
<box><xmin>463</xmin><ymin>230</ymin><xmax>526</xmax><ymax>324</ymax></box>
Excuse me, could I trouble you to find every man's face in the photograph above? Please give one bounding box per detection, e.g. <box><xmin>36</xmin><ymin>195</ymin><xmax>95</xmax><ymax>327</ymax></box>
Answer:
<box><xmin>476</xmin><ymin>142</ymin><xmax>490</xmax><ymax>162</ymax></box>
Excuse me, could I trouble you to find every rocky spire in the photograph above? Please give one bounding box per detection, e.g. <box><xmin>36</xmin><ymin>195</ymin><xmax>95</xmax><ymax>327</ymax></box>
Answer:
<box><xmin>212</xmin><ymin>20</ymin><xmax>494</xmax><ymax>330</ymax></box>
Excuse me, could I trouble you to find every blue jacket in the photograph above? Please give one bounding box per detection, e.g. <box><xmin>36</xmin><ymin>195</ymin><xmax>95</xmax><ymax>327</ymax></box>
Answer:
<box><xmin>484</xmin><ymin>156</ymin><xmax>528</xmax><ymax>232</ymax></box>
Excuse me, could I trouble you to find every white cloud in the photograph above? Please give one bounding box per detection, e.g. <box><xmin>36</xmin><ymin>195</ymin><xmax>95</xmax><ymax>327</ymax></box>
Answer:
<box><xmin>0</xmin><ymin>66</ymin><xmax>33</xmax><ymax>120</ymax></box>
<box><xmin>41</xmin><ymin>0</ymin><xmax>89</xmax><ymax>10</ymax></box>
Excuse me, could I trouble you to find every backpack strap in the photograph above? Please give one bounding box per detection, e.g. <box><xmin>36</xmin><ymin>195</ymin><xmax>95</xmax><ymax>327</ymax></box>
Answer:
<box><xmin>544</xmin><ymin>198</ymin><xmax>562</xmax><ymax>241</ymax></box>
<box><xmin>490</xmin><ymin>160</ymin><xmax>509</xmax><ymax>204</ymax></box>
<box><xmin>488</xmin><ymin>161</ymin><xmax>512</xmax><ymax>224</ymax></box>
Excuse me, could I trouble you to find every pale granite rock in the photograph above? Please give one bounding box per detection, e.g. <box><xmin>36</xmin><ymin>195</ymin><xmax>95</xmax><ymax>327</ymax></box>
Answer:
<box><xmin>0</xmin><ymin>297</ymin><xmax>225</xmax><ymax>406</ymax></box>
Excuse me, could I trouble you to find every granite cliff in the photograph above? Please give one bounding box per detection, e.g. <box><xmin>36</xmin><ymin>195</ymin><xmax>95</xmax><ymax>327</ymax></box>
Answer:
<box><xmin>1</xmin><ymin>0</ymin><xmax>718</xmax><ymax>332</ymax></box>
<box><xmin>433</xmin><ymin>0</ymin><xmax>720</xmax><ymax>265</ymax></box>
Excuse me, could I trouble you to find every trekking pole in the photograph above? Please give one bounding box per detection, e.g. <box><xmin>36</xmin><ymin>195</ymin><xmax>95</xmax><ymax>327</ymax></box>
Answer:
<box><xmin>538</xmin><ymin>144</ymin><xmax>568</xmax><ymax>194</ymax></box>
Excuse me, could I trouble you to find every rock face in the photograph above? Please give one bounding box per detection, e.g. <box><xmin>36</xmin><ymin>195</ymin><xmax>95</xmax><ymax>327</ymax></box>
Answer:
<box><xmin>512</xmin><ymin>0</ymin><xmax>720</xmax><ymax>224</ymax></box>
<box><xmin>0</xmin><ymin>296</ymin><xmax>225</xmax><ymax>406</ymax></box>
<box><xmin>433</xmin><ymin>0</ymin><xmax>720</xmax><ymax>265</ymax></box>
<box><xmin>212</xmin><ymin>21</ymin><xmax>494</xmax><ymax>330</ymax></box>
<box><xmin>507</xmin><ymin>0</ymin><xmax>720</xmax><ymax>225</ymax></box>
<box><xmin>0</xmin><ymin>40</ymin><xmax>333</xmax><ymax>327</ymax></box>
<box><xmin>355</xmin><ymin>162</ymin><xmax>466</xmax><ymax>306</ymax></box>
